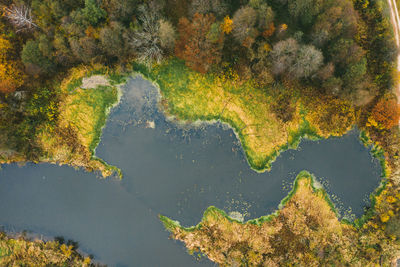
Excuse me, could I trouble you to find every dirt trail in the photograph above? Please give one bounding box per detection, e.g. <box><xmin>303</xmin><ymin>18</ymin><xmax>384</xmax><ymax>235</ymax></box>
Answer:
<box><xmin>388</xmin><ymin>0</ymin><xmax>400</xmax><ymax>102</ymax></box>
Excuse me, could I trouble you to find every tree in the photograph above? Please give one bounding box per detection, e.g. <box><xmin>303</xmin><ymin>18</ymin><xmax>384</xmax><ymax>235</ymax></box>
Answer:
<box><xmin>290</xmin><ymin>44</ymin><xmax>323</xmax><ymax>78</ymax></box>
<box><xmin>175</xmin><ymin>13</ymin><xmax>223</xmax><ymax>73</ymax></box>
<box><xmin>53</xmin><ymin>34</ymin><xmax>76</xmax><ymax>65</ymax></box>
<box><xmin>368</xmin><ymin>98</ymin><xmax>400</xmax><ymax>130</ymax></box>
<box><xmin>188</xmin><ymin>0</ymin><xmax>228</xmax><ymax>18</ymax></box>
<box><xmin>128</xmin><ymin>5</ymin><xmax>163</xmax><ymax>66</ymax></box>
<box><xmin>71</xmin><ymin>0</ymin><xmax>106</xmax><ymax>27</ymax></box>
<box><xmin>270</xmin><ymin>38</ymin><xmax>323</xmax><ymax>79</ymax></box>
<box><xmin>70</xmin><ymin>36</ymin><xmax>99</xmax><ymax>63</ymax></box>
<box><xmin>329</xmin><ymin>39</ymin><xmax>364</xmax><ymax>70</ymax></box>
<box><xmin>249</xmin><ymin>0</ymin><xmax>275</xmax><ymax>30</ymax></box>
<box><xmin>0</xmin><ymin>34</ymin><xmax>24</xmax><ymax>93</ymax></box>
<box><xmin>221</xmin><ymin>15</ymin><xmax>233</xmax><ymax>34</ymax></box>
<box><xmin>100</xmin><ymin>21</ymin><xmax>128</xmax><ymax>60</ymax></box>
<box><xmin>232</xmin><ymin>6</ymin><xmax>258</xmax><ymax>47</ymax></box>
<box><xmin>342</xmin><ymin>58</ymin><xmax>367</xmax><ymax>92</ymax></box>
<box><xmin>311</xmin><ymin>1</ymin><xmax>358</xmax><ymax>47</ymax></box>
<box><xmin>158</xmin><ymin>19</ymin><xmax>176</xmax><ymax>52</ymax></box>
<box><xmin>288</xmin><ymin>0</ymin><xmax>322</xmax><ymax>26</ymax></box>
<box><xmin>2</xmin><ymin>4</ymin><xmax>38</xmax><ymax>32</ymax></box>
<box><xmin>103</xmin><ymin>0</ymin><xmax>138</xmax><ymax>24</ymax></box>
<box><xmin>270</xmin><ymin>38</ymin><xmax>299</xmax><ymax>76</ymax></box>
<box><xmin>21</xmin><ymin>40</ymin><xmax>55</xmax><ymax>74</ymax></box>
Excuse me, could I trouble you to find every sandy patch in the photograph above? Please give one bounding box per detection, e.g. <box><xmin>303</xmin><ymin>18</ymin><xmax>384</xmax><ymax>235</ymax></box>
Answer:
<box><xmin>81</xmin><ymin>75</ymin><xmax>110</xmax><ymax>89</ymax></box>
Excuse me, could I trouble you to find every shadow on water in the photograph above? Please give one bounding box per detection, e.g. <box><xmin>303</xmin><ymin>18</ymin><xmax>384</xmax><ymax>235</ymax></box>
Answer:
<box><xmin>0</xmin><ymin>76</ymin><xmax>382</xmax><ymax>266</ymax></box>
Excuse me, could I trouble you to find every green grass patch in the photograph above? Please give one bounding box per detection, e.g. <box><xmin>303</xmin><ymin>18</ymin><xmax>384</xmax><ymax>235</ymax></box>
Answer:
<box><xmin>134</xmin><ymin>59</ymin><xmax>318</xmax><ymax>173</ymax></box>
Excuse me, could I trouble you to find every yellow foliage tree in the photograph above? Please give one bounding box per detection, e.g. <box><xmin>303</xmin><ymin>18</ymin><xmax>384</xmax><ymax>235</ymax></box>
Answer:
<box><xmin>0</xmin><ymin>34</ymin><xmax>24</xmax><ymax>93</ymax></box>
<box><xmin>221</xmin><ymin>15</ymin><xmax>233</xmax><ymax>34</ymax></box>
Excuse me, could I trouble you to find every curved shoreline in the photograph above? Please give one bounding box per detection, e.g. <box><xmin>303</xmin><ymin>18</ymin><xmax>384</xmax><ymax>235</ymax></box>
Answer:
<box><xmin>132</xmin><ymin>70</ymin><xmax>340</xmax><ymax>174</ymax></box>
<box><xmin>160</xmin><ymin>170</ymin><xmax>341</xmax><ymax>232</ymax></box>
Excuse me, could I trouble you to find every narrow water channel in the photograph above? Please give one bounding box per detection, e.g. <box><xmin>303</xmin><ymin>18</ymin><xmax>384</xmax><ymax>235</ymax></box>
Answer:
<box><xmin>0</xmin><ymin>77</ymin><xmax>382</xmax><ymax>266</ymax></box>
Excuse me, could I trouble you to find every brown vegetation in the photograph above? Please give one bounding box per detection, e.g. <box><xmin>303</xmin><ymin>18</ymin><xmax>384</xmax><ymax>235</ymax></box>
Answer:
<box><xmin>175</xmin><ymin>13</ymin><xmax>223</xmax><ymax>73</ymax></box>
<box><xmin>368</xmin><ymin>97</ymin><xmax>400</xmax><ymax>130</ymax></box>
<box><xmin>162</xmin><ymin>172</ymin><xmax>400</xmax><ymax>266</ymax></box>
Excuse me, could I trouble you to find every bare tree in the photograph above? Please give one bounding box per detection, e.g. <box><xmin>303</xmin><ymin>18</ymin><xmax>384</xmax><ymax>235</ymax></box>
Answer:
<box><xmin>128</xmin><ymin>5</ymin><xmax>163</xmax><ymax>67</ymax></box>
<box><xmin>2</xmin><ymin>4</ymin><xmax>39</xmax><ymax>32</ymax></box>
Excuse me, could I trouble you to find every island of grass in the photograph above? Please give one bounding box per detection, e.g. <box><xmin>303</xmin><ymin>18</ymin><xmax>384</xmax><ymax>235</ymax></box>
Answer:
<box><xmin>160</xmin><ymin>171</ymin><xmax>400</xmax><ymax>266</ymax></box>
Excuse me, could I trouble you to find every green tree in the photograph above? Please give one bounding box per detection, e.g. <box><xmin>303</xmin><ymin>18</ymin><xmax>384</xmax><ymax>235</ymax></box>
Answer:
<box><xmin>288</xmin><ymin>0</ymin><xmax>323</xmax><ymax>26</ymax></box>
<box><xmin>100</xmin><ymin>21</ymin><xmax>128</xmax><ymax>60</ymax></box>
<box><xmin>103</xmin><ymin>0</ymin><xmax>138</xmax><ymax>24</ymax></box>
<box><xmin>21</xmin><ymin>40</ymin><xmax>54</xmax><ymax>74</ymax></box>
<box><xmin>71</xmin><ymin>0</ymin><xmax>106</xmax><ymax>27</ymax></box>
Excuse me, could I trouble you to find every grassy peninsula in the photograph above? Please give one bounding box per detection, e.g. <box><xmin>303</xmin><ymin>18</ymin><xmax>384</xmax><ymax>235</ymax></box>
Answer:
<box><xmin>37</xmin><ymin>67</ymin><xmax>121</xmax><ymax>177</ymax></box>
<box><xmin>138</xmin><ymin>59</ymin><xmax>358</xmax><ymax>171</ymax></box>
<box><xmin>0</xmin><ymin>66</ymin><xmax>121</xmax><ymax>178</ymax></box>
<box><xmin>161</xmin><ymin>171</ymin><xmax>400</xmax><ymax>266</ymax></box>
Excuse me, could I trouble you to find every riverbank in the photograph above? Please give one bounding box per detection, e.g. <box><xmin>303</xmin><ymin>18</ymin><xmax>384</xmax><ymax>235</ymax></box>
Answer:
<box><xmin>136</xmin><ymin>59</ymin><xmax>356</xmax><ymax>172</ymax></box>
<box><xmin>160</xmin><ymin>170</ymin><xmax>400</xmax><ymax>265</ymax></box>
<box><xmin>0</xmin><ymin>65</ymin><xmax>123</xmax><ymax>178</ymax></box>
<box><xmin>161</xmin><ymin>171</ymin><xmax>385</xmax><ymax>265</ymax></box>
<box><xmin>0</xmin><ymin>231</ymin><xmax>93</xmax><ymax>266</ymax></box>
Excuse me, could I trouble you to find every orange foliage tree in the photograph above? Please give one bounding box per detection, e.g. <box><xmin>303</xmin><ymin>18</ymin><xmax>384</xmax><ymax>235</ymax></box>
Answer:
<box><xmin>368</xmin><ymin>98</ymin><xmax>400</xmax><ymax>130</ymax></box>
<box><xmin>175</xmin><ymin>13</ymin><xmax>223</xmax><ymax>73</ymax></box>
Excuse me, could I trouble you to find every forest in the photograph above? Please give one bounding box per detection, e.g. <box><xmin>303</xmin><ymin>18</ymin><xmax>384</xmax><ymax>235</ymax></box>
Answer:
<box><xmin>0</xmin><ymin>0</ymin><xmax>399</xmax><ymax>164</ymax></box>
<box><xmin>0</xmin><ymin>0</ymin><xmax>399</xmax><ymax>161</ymax></box>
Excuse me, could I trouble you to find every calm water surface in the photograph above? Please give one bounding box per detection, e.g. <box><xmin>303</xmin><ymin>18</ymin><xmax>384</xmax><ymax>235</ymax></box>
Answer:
<box><xmin>0</xmin><ymin>77</ymin><xmax>382</xmax><ymax>266</ymax></box>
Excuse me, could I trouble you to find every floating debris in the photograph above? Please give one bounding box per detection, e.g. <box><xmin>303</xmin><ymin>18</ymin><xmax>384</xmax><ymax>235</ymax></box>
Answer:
<box><xmin>145</xmin><ymin>120</ymin><xmax>155</xmax><ymax>129</ymax></box>
<box><xmin>228</xmin><ymin>211</ymin><xmax>245</xmax><ymax>222</ymax></box>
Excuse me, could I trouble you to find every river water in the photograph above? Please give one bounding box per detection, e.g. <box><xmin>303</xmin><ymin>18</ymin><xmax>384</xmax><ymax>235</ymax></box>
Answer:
<box><xmin>0</xmin><ymin>77</ymin><xmax>382</xmax><ymax>266</ymax></box>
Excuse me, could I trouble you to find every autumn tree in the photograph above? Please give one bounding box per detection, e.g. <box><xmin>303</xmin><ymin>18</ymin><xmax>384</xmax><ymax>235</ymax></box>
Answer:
<box><xmin>249</xmin><ymin>0</ymin><xmax>275</xmax><ymax>30</ymax></box>
<box><xmin>188</xmin><ymin>0</ymin><xmax>228</xmax><ymax>18</ymax></box>
<box><xmin>69</xmin><ymin>36</ymin><xmax>99</xmax><ymax>64</ymax></box>
<box><xmin>270</xmin><ymin>38</ymin><xmax>323</xmax><ymax>79</ymax></box>
<box><xmin>291</xmin><ymin>44</ymin><xmax>323</xmax><ymax>78</ymax></box>
<box><xmin>311</xmin><ymin>0</ymin><xmax>358</xmax><ymax>47</ymax></box>
<box><xmin>232</xmin><ymin>6</ymin><xmax>257</xmax><ymax>47</ymax></box>
<box><xmin>158</xmin><ymin>19</ymin><xmax>176</xmax><ymax>52</ymax></box>
<box><xmin>368</xmin><ymin>98</ymin><xmax>400</xmax><ymax>130</ymax></box>
<box><xmin>175</xmin><ymin>13</ymin><xmax>223</xmax><ymax>73</ymax></box>
<box><xmin>270</xmin><ymin>38</ymin><xmax>298</xmax><ymax>76</ymax></box>
<box><xmin>103</xmin><ymin>0</ymin><xmax>138</xmax><ymax>24</ymax></box>
<box><xmin>220</xmin><ymin>16</ymin><xmax>233</xmax><ymax>34</ymax></box>
<box><xmin>0</xmin><ymin>34</ymin><xmax>24</xmax><ymax>93</ymax></box>
<box><xmin>100</xmin><ymin>21</ymin><xmax>129</xmax><ymax>61</ymax></box>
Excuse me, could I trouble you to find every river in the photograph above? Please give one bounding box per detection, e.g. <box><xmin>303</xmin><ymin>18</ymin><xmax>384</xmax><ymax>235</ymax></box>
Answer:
<box><xmin>0</xmin><ymin>77</ymin><xmax>382</xmax><ymax>266</ymax></box>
